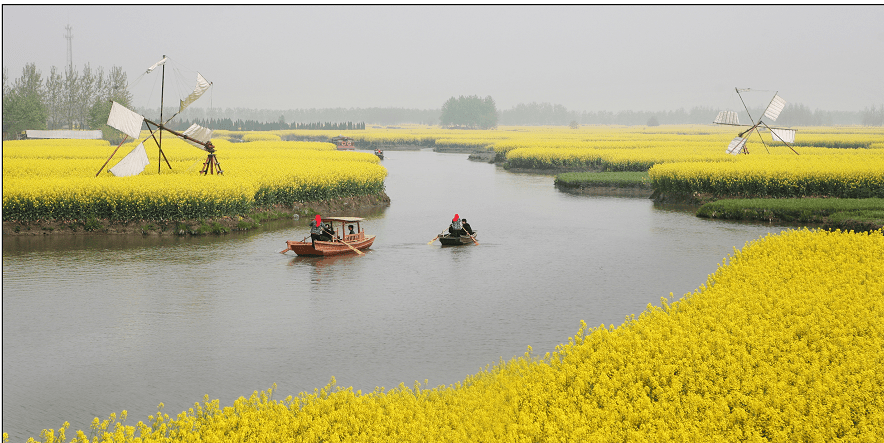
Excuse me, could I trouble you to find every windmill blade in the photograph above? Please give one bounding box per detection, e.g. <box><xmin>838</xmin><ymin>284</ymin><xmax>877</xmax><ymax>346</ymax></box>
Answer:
<box><xmin>106</xmin><ymin>102</ymin><xmax>145</xmax><ymax>140</ymax></box>
<box><xmin>145</xmin><ymin>57</ymin><xmax>168</xmax><ymax>74</ymax></box>
<box><xmin>763</xmin><ymin>94</ymin><xmax>786</xmax><ymax>121</ymax></box>
<box><xmin>179</xmin><ymin>73</ymin><xmax>212</xmax><ymax>113</ymax></box>
<box><xmin>109</xmin><ymin>143</ymin><xmax>150</xmax><ymax>177</ymax></box>
<box><xmin>770</xmin><ymin>128</ymin><xmax>796</xmax><ymax>144</ymax></box>
<box><xmin>181</xmin><ymin>123</ymin><xmax>214</xmax><ymax>151</ymax></box>
<box><xmin>726</xmin><ymin>136</ymin><xmax>748</xmax><ymax>155</ymax></box>
<box><xmin>714</xmin><ymin>110</ymin><xmax>741</xmax><ymax>125</ymax></box>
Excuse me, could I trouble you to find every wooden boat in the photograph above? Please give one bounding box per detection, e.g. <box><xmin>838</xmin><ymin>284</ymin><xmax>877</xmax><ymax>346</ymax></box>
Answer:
<box><xmin>331</xmin><ymin>136</ymin><xmax>356</xmax><ymax>151</ymax></box>
<box><xmin>374</xmin><ymin>148</ymin><xmax>384</xmax><ymax>160</ymax></box>
<box><xmin>281</xmin><ymin>216</ymin><xmax>374</xmax><ymax>256</ymax></box>
<box><xmin>438</xmin><ymin>231</ymin><xmax>477</xmax><ymax>246</ymax></box>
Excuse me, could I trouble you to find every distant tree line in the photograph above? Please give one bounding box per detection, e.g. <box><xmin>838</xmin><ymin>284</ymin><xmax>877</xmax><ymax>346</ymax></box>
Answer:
<box><xmin>165</xmin><ymin>101</ymin><xmax>878</xmax><ymax>128</ymax></box>
<box><xmin>143</xmin><ymin>106</ymin><xmax>441</xmax><ymax>127</ymax></box>
<box><xmin>164</xmin><ymin>117</ymin><xmax>365</xmax><ymax>132</ymax></box>
<box><xmin>500</xmin><ymin>102</ymin><xmax>882</xmax><ymax>127</ymax></box>
<box><xmin>2</xmin><ymin>63</ymin><xmax>131</xmax><ymax>139</ymax></box>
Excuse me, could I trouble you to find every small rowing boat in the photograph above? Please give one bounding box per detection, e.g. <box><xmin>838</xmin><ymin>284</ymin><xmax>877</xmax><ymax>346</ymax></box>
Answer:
<box><xmin>438</xmin><ymin>231</ymin><xmax>477</xmax><ymax>246</ymax></box>
<box><xmin>281</xmin><ymin>216</ymin><xmax>374</xmax><ymax>256</ymax></box>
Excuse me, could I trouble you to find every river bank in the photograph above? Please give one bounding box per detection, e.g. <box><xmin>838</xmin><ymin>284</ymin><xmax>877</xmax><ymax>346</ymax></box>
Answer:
<box><xmin>2</xmin><ymin>192</ymin><xmax>391</xmax><ymax>236</ymax></box>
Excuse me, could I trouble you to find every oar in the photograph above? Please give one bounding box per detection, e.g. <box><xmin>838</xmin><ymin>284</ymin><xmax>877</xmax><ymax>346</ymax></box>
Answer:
<box><xmin>427</xmin><ymin>231</ymin><xmax>445</xmax><ymax>245</ymax></box>
<box><xmin>336</xmin><ymin>237</ymin><xmax>364</xmax><ymax>255</ymax></box>
<box><xmin>465</xmin><ymin>230</ymin><xmax>479</xmax><ymax>245</ymax></box>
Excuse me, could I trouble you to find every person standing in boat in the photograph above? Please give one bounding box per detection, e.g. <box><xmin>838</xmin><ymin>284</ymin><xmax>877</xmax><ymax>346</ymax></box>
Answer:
<box><xmin>449</xmin><ymin>214</ymin><xmax>464</xmax><ymax>236</ymax></box>
<box><xmin>310</xmin><ymin>215</ymin><xmax>324</xmax><ymax>247</ymax></box>
<box><xmin>461</xmin><ymin>218</ymin><xmax>473</xmax><ymax>235</ymax></box>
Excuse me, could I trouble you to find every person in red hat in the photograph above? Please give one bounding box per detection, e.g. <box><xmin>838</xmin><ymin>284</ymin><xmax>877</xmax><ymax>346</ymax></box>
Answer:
<box><xmin>448</xmin><ymin>214</ymin><xmax>464</xmax><ymax>237</ymax></box>
<box><xmin>310</xmin><ymin>215</ymin><xmax>323</xmax><ymax>247</ymax></box>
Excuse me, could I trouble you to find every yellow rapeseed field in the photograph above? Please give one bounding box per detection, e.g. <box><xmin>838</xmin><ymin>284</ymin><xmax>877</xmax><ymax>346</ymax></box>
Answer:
<box><xmin>13</xmin><ymin>228</ymin><xmax>883</xmax><ymax>442</ymax></box>
<box><xmin>2</xmin><ymin>137</ymin><xmax>387</xmax><ymax>221</ymax></box>
<box><xmin>265</xmin><ymin>126</ymin><xmax>884</xmax><ymax>197</ymax></box>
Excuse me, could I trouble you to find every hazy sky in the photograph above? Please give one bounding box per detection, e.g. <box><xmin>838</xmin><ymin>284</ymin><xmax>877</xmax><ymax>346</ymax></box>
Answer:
<box><xmin>3</xmin><ymin>5</ymin><xmax>883</xmax><ymax>113</ymax></box>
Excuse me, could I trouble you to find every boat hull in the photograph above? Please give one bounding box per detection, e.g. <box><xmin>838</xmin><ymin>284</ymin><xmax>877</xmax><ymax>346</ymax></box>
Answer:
<box><xmin>285</xmin><ymin>236</ymin><xmax>375</xmax><ymax>256</ymax></box>
<box><xmin>439</xmin><ymin>233</ymin><xmax>477</xmax><ymax>246</ymax></box>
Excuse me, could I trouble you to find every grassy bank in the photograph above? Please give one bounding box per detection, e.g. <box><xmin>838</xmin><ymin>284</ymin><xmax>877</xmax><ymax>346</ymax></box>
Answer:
<box><xmin>554</xmin><ymin>171</ymin><xmax>651</xmax><ymax>189</ymax></box>
<box><xmin>696</xmin><ymin>197</ymin><xmax>884</xmax><ymax>231</ymax></box>
<box><xmin>1</xmin><ymin>192</ymin><xmax>391</xmax><ymax>236</ymax></box>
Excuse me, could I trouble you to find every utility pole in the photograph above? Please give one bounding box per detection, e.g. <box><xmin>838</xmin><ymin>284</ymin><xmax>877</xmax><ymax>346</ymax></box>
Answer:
<box><xmin>64</xmin><ymin>24</ymin><xmax>73</xmax><ymax>70</ymax></box>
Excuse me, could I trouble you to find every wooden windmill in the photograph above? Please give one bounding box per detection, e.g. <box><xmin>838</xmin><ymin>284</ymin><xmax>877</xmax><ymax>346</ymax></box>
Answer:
<box><xmin>97</xmin><ymin>55</ymin><xmax>222</xmax><ymax>177</ymax></box>
<box><xmin>713</xmin><ymin>88</ymin><xmax>799</xmax><ymax>155</ymax></box>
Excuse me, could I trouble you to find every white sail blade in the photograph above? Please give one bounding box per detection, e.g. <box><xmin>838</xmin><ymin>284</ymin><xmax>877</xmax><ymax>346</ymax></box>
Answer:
<box><xmin>179</xmin><ymin>73</ymin><xmax>211</xmax><ymax>112</ymax></box>
<box><xmin>109</xmin><ymin>143</ymin><xmax>150</xmax><ymax>177</ymax></box>
<box><xmin>771</xmin><ymin>128</ymin><xmax>796</xmax><ymax>144</ymax></box>
<box><xmin>714</xmin><ymin>110</ymin><xmax>740</xmax><ymax>125</ymax></box>
<box><xmin>763</xmin><ymin>94</ymin><xmax>786</xmax><ymax>121</ymax></box>
<box><xmin>726</xmin><ymin>136</ymin><xmax>747</xmax><ymax>155</ymax></box>
<box><xmin>146</xmin><ymin>57</ymin><xmax>168</xmax><ymax>74</ymax></box>
<box><xmin>182</xmin><ymin>123</ymin><xmax>213</xmax><ymax>151</ymax></box>
<box><xmin>106</xmin><ymin>102</ymin><xmax>144</xmax><ymax>140</ymax></box>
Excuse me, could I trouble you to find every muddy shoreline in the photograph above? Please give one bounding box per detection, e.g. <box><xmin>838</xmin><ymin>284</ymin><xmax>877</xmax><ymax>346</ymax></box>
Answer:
<box><xmin>2</xmin><ymin>192</ymin><xmax>391</xmax><ymax>236</ymax></box>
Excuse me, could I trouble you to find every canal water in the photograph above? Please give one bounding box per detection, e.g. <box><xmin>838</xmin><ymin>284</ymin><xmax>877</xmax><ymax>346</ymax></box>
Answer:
<box><xmin>2</xmin><ymin>150</ymin><xmax>787</xmax><ymax>440</ymax></box>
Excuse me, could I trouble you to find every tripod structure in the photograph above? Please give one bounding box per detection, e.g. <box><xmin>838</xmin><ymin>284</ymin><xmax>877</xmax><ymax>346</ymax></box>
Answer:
<box><xmin>200</xmin><ymin>153</ymin><xmax>223</xmax><ymax>175</ymax></box>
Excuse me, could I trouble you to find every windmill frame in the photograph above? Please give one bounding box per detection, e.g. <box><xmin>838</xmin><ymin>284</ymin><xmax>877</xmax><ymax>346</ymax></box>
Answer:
<box><xmin>96</xmin><ymin>55</ymin><xmax>221</xmax><ymax>177</ymax></box>
<box><xmin>714</xmin><ymin>88</ymin><xmax>799</xmax><ymax>156</ymax></box>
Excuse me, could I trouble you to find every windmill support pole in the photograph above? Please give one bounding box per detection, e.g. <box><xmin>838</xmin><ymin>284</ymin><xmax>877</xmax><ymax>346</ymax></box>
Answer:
<box><xmin>736</xmin><ymin>88</ymin><xmax>755</xmax><ymax>123</ymax></box>
<box><xmin>159</xmin><ymin>55</ymin><xmax>165</xmax><ymax>174</ymax></box>
<box><xmin>144</xmin><ymin>121</ymin><xmax>173</xmax><ymax>171</ymax></box>
<box><xmin>95</xmin><ymin>136</ymin><xmax>129</xmax><ymax>177</ymax></box>
<box><xmin>749</xmin><ymin>120</ymin><xmax>771</xmax><ymax>154</ymax></box>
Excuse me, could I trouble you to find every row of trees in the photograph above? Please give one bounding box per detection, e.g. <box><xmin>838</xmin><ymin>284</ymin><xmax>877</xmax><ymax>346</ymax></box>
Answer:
<box><xmin>163</xmin><ymin>101</ymin><xmax>879</xmax><ymax>128</ymax></box>
<box><xmin>165</xmin><ymin>118</ymin><xmax>365</xmax><ymax>132</ymax></box>
<box><xmin>139</xmin><ymin>106</ymin><xmax>440</xmax><ymax>127</ymax></box>
<box><xmin>499</xmin><ymin>102</ymin><xmax>883</xmax><ymax>127</ymax></box>
<box><xmin>2</xmin><ymin>63</ymin><xmax>131</xmax><ymax>138</ymax></box>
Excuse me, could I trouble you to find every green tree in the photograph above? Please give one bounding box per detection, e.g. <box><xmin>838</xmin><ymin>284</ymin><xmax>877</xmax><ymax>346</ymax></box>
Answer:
<box><xmin>440</xmin><ymin>94</ymin><xmax>498</xmax><ymax>129</ymax></box>
<box><xmin>45</xmin><ymin>66</ymin><xmax>64</xmax><ymax>129</ymax></box>
<box><xmin>2</xmin><ymin>63</ymin><xmax>47</xmax><ymax>138</ymax></box>
<box><xmin>88</xmin><ymin>66</ymin><xmax>132</xmax><ymax>143</ymax></box>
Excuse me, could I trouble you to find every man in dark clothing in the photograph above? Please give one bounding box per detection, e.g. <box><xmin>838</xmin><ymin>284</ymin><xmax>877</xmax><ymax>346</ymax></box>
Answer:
<box><xmin>461</xmin><ymin>218</ymin><xmax>473</xmax><ymax>235</ymax></box>
<box><xmin>320</xmin><ymin>223</ymin><xmax>335</xmax><ymax>241</ymax></box>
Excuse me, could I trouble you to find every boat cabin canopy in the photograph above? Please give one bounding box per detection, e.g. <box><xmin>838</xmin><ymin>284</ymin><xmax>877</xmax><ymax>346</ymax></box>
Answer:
<box><xmin>318</xmin><ymin>217</ymin><xmax>367</xmax><ymax>242</ymax></box>
<box><xmin>321</xmin><ymin>216</ymin><xmax>364</xmax><ymax>223</ymax></box>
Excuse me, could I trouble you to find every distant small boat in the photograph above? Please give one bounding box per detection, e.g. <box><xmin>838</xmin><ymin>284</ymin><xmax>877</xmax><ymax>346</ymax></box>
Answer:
<box><xmin>374</xmin><ymin>149</ymin><xmax>384</xmax><ymax>160</ymax></box>
<box><xmin>438</xmin><ymin>231</ymin><xmax>477</xmax><ymax>246</ymax></box>
<box><xmin>331</xmin><ymin>136</ymin><xmax>356</xmax><ymax>151</ymax></box>
<box><xmin>281</xmin><ymin>217</ymin><xmax>374</xmax><ymax>256</ymax></box>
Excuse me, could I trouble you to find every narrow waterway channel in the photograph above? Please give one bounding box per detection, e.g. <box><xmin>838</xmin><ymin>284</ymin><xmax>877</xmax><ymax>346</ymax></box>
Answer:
<box><xmin>2</xmin><ymin>150</ymin><xmax>788</xmax><ymax>441</ymax></box>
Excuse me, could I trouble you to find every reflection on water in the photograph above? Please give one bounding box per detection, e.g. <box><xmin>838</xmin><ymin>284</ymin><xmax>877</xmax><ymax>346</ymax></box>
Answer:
<box><xmin>288</xmin><ymin>252</ymin><xmax>367</xmax><ymax>287</ymax></box>
<box><xmin>2</xmin><ymin>150</ymin><xmax>789</xmax><ymax>441</ymax></box>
